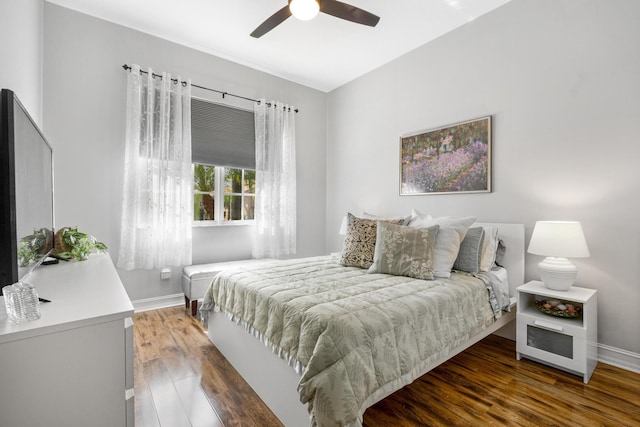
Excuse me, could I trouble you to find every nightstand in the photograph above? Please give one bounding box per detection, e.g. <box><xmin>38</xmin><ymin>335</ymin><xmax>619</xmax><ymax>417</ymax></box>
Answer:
<box><xmin>516</xmin><ymin>280</ymin><xmax>597</xmax><ymax>383</ymax></box>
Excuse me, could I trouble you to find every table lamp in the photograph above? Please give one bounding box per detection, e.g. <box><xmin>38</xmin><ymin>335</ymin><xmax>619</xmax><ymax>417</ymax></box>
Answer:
<box><xmin>527</xmin><ymin>221</ymin><xmax>590</xmax><ymax>291</ymax></box>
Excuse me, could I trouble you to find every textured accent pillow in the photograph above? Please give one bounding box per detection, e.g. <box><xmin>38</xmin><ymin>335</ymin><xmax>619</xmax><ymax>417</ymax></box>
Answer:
<box><xmin>408</xmin><ymin>212</ymin><xmax>476</xmax><ymax>278</ymax></box>
<box><xmin>340</xmin><ymin>213</ymin><xmax>405</xmax><ymax>269</ymax></box>
<box><xmin>453</xmin><ymin>227</ymin><xmax>485</xmax><ymax>273</ymax></box>
<box><xmin>368</xmin><ymin>223</ymin><xmax>439</xmax><ymax>280</ymax></box>
<box><xmin>479</xmin><ymin>226</ymin><xmax>500</xmax><ymax>271</ymax></box>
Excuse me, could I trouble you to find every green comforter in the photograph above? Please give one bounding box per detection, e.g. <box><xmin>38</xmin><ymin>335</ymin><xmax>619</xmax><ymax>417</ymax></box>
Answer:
<box><xmin>202</xmin><ymin>255</ymin><xmax>496</xmax><ymax>427</ymax></box>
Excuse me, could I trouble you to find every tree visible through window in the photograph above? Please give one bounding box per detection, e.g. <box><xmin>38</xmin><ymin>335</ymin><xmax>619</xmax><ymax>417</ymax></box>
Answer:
<box><xmin>194</xmin><ymin>164</ymin><xmax>215</xmax><ymax>220</ymax></box>
<box><xmin>224</xmin><ymin>168</ymin><xmax>255</xmax><ymax>221</ymax></box>
<box><xmin>194</xmin><ymin>163</ymin><xmax>256</xmax><ymax>223</ymax></box>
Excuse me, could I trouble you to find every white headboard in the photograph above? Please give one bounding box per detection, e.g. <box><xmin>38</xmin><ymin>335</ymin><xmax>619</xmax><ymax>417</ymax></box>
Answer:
<box><xmin>474</xmin><ymin>222</ymin><xmax>525</xmax><ymax>297</ymax></box>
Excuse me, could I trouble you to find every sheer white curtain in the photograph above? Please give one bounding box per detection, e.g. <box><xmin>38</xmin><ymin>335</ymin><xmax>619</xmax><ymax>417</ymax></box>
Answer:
<box><xmin>117</xmin><ymin>64</ymin><xmax>193</xmax><ymax>270</ymax></box>
<box><xmin>252</xmin><ymin>100</ymin><xmax>296</xmax><ymax>259</ymax></box>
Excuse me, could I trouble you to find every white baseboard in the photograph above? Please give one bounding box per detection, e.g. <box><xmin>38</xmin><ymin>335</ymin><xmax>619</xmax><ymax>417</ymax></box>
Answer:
<box><xmin>132</xmin><ymin>293</ymin><xmax>185</xmax><ymax>313</ymax></box>
<box><xmin>598</xmin><ymin>343</ymin><xmax>640</xmax><ymax>374</ymax></box>
<box><xmin>492</xmin><ymin>329</ymin><xmax>640</xmax><ymax>374</ymax></box>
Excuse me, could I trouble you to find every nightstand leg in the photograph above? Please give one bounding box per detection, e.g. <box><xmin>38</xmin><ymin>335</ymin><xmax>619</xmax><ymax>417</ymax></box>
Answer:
<box><xmin>516</xmin><ymin>352</ymin><xmax>521</xmax><ymax>361</ymax></box>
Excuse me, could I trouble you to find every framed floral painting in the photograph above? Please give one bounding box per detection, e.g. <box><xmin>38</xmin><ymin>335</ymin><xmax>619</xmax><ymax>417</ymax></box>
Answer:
<box><xmin>400</xmin><ymin>116</ymin><xmax>492</xmax><ymax>195</ymax></box>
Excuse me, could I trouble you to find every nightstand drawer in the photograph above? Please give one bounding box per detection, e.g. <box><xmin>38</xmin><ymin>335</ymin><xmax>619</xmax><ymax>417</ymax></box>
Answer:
<box><xmin>518</xmin><ymin>311</ymin><xmax>586</xmax><ymax>337</ymax></box>
<box><xmin>517</xmin><ymin>312</ymin><xmax>587</xmax><ymax>373</ymax></box>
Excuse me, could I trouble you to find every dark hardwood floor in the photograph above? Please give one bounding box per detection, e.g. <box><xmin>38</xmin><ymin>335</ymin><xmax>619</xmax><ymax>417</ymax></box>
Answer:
<box><xmin>134</xmin><ymin>306</ymin><xmax>640</xmax><ymax>427</ymax></box>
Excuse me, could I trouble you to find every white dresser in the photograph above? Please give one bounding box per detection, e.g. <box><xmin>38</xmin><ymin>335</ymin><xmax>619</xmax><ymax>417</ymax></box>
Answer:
<box><xmin>0</xmin><ymin>253</ymin><xmax>134</xmax><ymax>427</ymax></box>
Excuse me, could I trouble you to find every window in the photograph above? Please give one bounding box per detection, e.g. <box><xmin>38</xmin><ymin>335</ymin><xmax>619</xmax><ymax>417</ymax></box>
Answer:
<box><xmin>191</xmin><ymin>98</ymin><xmax>256</xmax><ymax>226</ymax></box>
<box><xmin>193</xmin><ymin>164</ymin><xmax>256</xmax><ymax>224</ymax></box>
<box><xmin>193</xmin><ymin>164</ymin><xmax>215</xmax><ymax>221</ymax></box>
<box><xmin>224</xmin><ymin>167</ymin><xmax>255</xmax><ymax>221</ymax></box>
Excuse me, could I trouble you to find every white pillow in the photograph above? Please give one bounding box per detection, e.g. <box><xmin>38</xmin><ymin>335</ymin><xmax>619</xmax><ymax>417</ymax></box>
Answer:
<box><xmin>361</xmin><ymin>211</ymin><xmax>410</xmax><ymax>224</ymax></box>
<box><xmin>480</xmin><ymin>226</ymin><xmax>499</xmax><ymax>271</ymax></box>
<box><xmin>409</xmin><ymin>209</ymin><xmax>446</xmax><ymax>223</ymax></box>
<box><xmin>408</xmin><ymin>210</ymin><xmax>476</xmax><ymax>278</ymax></box>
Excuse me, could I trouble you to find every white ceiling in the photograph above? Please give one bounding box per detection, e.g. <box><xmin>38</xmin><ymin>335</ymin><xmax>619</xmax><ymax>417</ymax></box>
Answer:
<box><xmin>46</xmin><ymin>0</ymin><xmax>511</xmax><ymax>92</ymax></box>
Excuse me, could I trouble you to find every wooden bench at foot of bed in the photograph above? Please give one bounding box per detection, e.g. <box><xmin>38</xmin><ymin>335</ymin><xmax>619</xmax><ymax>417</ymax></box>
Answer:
<box><xmin>182</xmin><ymin>258</ymin><xmax>274</xmax><ymax>316</ymax></box>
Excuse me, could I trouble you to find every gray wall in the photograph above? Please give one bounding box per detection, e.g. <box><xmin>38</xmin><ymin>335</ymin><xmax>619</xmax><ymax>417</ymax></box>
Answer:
<box><xmin>326</xmin><ymin>0</ymin><xmax>640</xmax><ymax>356</ymax></box>
<box><xmin>43</xmin><ymin>4</ymin><xmax>327</xmax><ymax>301</ymax></box>
<box><xmin>0</xmin><ymin>0</ymin><xmax>43</xmax><ymax>125</ymax></box>
<box><xmin>40</xmin><ymin>0</ymin><xmax>640</xmax><ymax>361</ymax></box>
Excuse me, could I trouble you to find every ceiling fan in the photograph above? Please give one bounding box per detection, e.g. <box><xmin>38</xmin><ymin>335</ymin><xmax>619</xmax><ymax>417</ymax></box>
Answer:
<box><xmin>250</xmin><ymin>0</ymin><xmax>380</xmax><ymax>38</ymax></box>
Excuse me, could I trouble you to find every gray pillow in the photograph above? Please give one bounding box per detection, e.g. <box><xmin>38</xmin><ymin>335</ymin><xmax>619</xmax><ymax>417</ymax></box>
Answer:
<box><xmin>407</xmin><ymin>213</ymin><xmax>476</xmax><ymax>278</ymax></box>
<box><xmin>453</xmin><ymin>227</ymin><xmax>485</xmax><ymax>273</ymax></box>
<box><xmin>495</xmin><ymin>239</ymin><xmax>507</xmax><ymax>267</ymax></box>
<box><xmin>340</xmin><ymin>213</ymin><xmax>405</xmax><ymax>269</ymax></box>
<box><xmin>368</xmin><ymin>222</ymin><xmax>439</xmax><ymax>280</ymax></box>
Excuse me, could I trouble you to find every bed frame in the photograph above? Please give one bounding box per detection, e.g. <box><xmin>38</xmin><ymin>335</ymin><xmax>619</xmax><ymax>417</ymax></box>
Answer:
<box><xmin>207</xmin><ymin>223</ymin><xmax>524</xmax><ymax>426</ymax></box>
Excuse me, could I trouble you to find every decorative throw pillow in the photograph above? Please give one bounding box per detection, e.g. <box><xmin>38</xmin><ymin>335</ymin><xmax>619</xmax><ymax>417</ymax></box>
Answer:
<box><xmin>479</xmin><ymin>226</ymin><xmax>500</xmax><ymax>271</ymax></box>
<box><xmin>340</xmin><ymin>213</ymin><xmax>405</xmax><ymax>269</ymax></box>
<box><xmin>453</xmin><ymin>227</ymin><xmax>485</xmax><ymax>273</ymax></box>
<box><xmin>368</xmin><ymin>223</ymin><xmax>439</xmax><ymax>280</ymax></box>
<box><xmin>408</xmin><ymin>211</ymin><xmax>476</xmax><ymax>278</ymax></box>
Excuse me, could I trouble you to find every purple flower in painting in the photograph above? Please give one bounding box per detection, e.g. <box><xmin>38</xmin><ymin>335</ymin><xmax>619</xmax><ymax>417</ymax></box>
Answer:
<box><xmin>402</xmin><ymin>142</ymin><xmax>488</xmax><ymax>193</ymax></box>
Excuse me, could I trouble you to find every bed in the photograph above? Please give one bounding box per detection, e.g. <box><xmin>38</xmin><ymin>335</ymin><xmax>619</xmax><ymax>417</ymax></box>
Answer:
<box><xmin>201</xmin><ymin>220</ymin><xmax>524</xmax><ymax>427</ymax></box>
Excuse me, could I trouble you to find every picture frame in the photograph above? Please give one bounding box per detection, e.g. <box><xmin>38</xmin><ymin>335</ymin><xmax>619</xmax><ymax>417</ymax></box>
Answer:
<box><xmin>400</xmin><ymin>116</ymin><xmax>492</xmax><ymax>195</ymax></box>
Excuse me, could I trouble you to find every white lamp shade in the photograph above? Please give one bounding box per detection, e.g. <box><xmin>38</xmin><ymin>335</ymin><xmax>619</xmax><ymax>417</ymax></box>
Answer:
<box><xmin>527</xmin><ymin>221</ymin><xmax>590</xmax><ymax>258</ymax></box>
<box><xmin>290</xmin><ymin>0</ymin><xmax>320</xmax><ymax>21</ymax></box>
<box><xmin>528</xmin><ymin>221</ymin><xmax>589</xmax><ymax>290</ymax></box>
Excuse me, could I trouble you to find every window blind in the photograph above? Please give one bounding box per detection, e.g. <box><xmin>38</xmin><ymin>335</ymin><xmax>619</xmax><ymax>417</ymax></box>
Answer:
<box><xmin>191</xmin><ymin>98</ymin><xmax>256</xmax><ymax>169</ymax></box>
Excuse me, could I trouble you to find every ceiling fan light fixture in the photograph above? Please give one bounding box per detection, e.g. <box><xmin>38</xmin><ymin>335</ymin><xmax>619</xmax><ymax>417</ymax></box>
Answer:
<box><xmin>290</xmin><ymin>0</ymin><xmax>320</xmax><ymax>21</ymax></box>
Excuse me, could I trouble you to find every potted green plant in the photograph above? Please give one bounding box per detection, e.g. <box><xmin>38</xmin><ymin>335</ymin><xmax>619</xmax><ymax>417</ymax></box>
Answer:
<box><xmin>53</xmin><ymin>226</ymin><xmax>107</xmax><ymax>261</ymax></box>
<box><xmin>17</xmin><ymin>228</ymin><xmax>54</xmax><ymax>267</ymax></box>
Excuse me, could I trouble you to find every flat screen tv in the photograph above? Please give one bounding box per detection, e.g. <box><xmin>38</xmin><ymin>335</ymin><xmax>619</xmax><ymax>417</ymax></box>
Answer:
<box><xmin>0</xmin><ymin>89</ymin><xmax>55</xmax><ymax>290</ymax></box>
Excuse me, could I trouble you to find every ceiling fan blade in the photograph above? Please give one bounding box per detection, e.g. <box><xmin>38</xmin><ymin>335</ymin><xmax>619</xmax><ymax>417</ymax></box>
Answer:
<box><xmin>320</xmin><ymin>0</ymin><xmax>380</xmax><ymax>27</ymax></box>
<box><xmin>250</xmin><ymin>5</ymin><xmax>292</xmax><ymax>38</ymax></box>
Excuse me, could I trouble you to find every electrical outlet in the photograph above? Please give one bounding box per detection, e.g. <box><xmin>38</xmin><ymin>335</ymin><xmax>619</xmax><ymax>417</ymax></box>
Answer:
<box><xmin>160</xmin><ymin>268</ymin><xmax>171</xmax><ymax>280</ymax></box>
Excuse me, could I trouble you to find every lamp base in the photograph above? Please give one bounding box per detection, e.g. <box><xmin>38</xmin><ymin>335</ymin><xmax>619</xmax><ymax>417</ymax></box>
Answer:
<box><xmin>538</xmin><ymin>257</ymin><xmax>577</xmax><ymax>291</ymax></box>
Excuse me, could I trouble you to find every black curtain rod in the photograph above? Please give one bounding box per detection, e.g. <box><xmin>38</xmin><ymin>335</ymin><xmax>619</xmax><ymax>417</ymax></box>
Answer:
<box><xmin>122</xmin><ymin>64</ymin><xmax>299</xmax><ymax>113</ymax></box>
